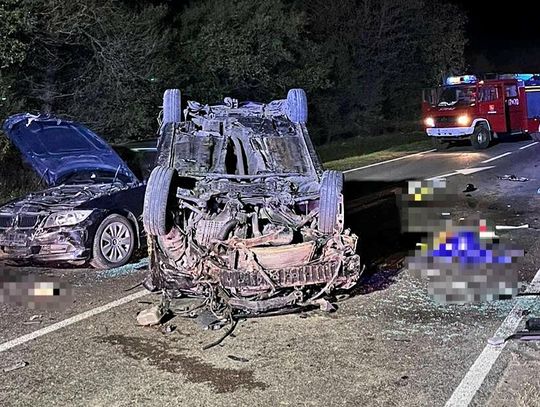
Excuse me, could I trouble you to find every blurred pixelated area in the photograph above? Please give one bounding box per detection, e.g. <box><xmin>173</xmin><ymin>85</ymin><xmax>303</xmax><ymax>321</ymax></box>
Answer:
<box><xmin>401</xmin><ymin>180</ymin><xmax>523</xmax><ymax>305</ymax></box>
<box><xmin>0</xmin><ymin>269</ymin><xmax>72</xmax><ymax>309</ymax></box>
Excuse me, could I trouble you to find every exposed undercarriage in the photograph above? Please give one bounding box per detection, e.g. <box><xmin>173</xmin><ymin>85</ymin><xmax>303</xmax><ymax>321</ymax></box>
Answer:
<box><xmin>144</xmin><ymin>90</ymin><xmax>361</xmax><ymax>320</ymax></box>
<box><xmin>148</xmin><ymin>175</ymin><xmax>361</xmax><ymax>316</ymax></box>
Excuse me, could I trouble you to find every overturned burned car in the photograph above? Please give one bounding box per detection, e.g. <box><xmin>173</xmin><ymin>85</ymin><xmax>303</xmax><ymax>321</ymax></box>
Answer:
<box><xmin>143</xmin><ymin>89</ymin><xmax>361</xmax><ymax>315</ymax></box>
<box><xmin>0</xmin><ymin>114</ymin><xmax>156</xmax><ymax>269</ymax></box>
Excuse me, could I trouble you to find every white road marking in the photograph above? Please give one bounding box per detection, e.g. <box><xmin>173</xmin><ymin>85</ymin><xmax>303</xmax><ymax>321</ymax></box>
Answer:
<box><xmin>0</xmin><ymin>289</ymin><xmax>149</xmax><ymax>353</ymax></box>
<box><xmin>343</xmin><ymin>149</ymin><xmax>436</xmax><ymax>173</ymax></box>
<box><xmin>426</xmin><ymin>166</ymin><xmax>496</xmax><ymax>181</ymax></box>
<box><xmin>445</xmin><ymin>266</ymin><xmax>540</xmax><ymax>407</ymax></box>
<box><xmin>481</xmin><ymin>152</ymin><xmax>512</xmax><ymax>163</ymax></box>
<box><xmin>455</xmin><ymin>166</ymin><xmax>496</xmax><ymax>175</ymax></box>
<box><xmin>425</xmin><ymin>172</ymin><xmax>458</xmax><ymax>181</ymax></box>
<box><xmin>519</xmin><ymin>142</ymin><xmax>539</xmax><ymax>150</ymax></box>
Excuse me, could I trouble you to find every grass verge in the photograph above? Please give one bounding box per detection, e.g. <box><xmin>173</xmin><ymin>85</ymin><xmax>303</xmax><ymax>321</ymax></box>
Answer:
<box><xmin>318</xmin><ymin>132</ymin><xmax>432</xmax><ymax>171</ymax></box>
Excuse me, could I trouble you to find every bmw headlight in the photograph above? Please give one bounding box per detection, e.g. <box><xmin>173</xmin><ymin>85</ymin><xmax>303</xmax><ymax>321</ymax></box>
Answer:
<box><xmin>44</xmin><ymin>210</ymin><xmax>94</xmax><ymax>228</ymax></box>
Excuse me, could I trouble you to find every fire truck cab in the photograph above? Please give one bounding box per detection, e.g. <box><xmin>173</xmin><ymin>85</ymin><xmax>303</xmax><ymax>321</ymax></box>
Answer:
<box><xmin>422</xmin><ymin>74</ymin><xmax>540</xmax><ymax>149</ymax></box>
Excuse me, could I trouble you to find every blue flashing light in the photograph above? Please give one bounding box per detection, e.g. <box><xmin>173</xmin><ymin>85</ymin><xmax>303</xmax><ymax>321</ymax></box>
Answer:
<box><xmin>445</xmin><ymin>75</ymin><xmax>478</xmax><ymax>86</ymax></box>
<box><xmin>514</xmin><ymin>73</ymin><xmax>535</xmax><ymax>81</ymax></box>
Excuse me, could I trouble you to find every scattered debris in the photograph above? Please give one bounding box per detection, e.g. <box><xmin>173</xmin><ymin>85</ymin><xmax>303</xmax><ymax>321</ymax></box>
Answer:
<box><xmin>195</xmin><ymin>310</ymin><xmax>227</xmax><ymax>331</ymax></box>
<box><xmin>124</xmin><ymin>281</ymin><xmax>144</xmax><ymax>292</ymax></box>
<box><xmin>495</xmin><ymin>224</ymin><xmax>529</xmax><ymax>230</ymax></box>
<box><xmin>537</xmin><ymin>187</ymin><xmax>540</xmax><ymax>194</ymax></box>
<box><xmin>100</xmin><ymin>258</ymin><xmax>149</xmax><ymax>279</ymax></box>
<box><xmin>497</xmin><ymin>174</ymin><xmax>529</xmax><ymax>182</ymax></box>
<box><xmin>227</xmin><ymin>355</ymin><xmax>249</xmax><ymax>363</ymax></box>
<box><xmin>463</xmin><ymin>183</ymin><xmax>477</xmax><ymax>193</ymax></box>
<box><xmin>335</xmin><ymin>293</ymin><xmax>350</xmax><ymax>302</ymax></box>
<box><xmin>489</xmin><ymin>318</ymin><xmax>540</xmax><ymax>345</ymax></box>
<box><xmin>136</xmin><ymin>305</ymin><xmax>164</xmax><ymax>326</ymax></box>
<box><xmin>313</xmin><ymin>298</ymin><xmax>336</xmax><ymax>312</ymax></box>
<box><xmin>526</xmin><ymin>317</ymin><xmax>540</xmax><ymax>331</ymax></box>
<box><xmin>160</xmin><ymin>325</ymin><xmax>176</xmax><ymax>335</ymax></box>
<box><xmin>2</xmin><ymin>361</ymin><xmax>28</xmax><ymax>373</ymax></box>
<box><xmin>23</xmin><ymin>315</ymin><xmax>43</xmax><ymax>325</ymax></box>
<box><xmin>203</xmin><ymin>320</ymin><xmax>238</xmax><ymax>350</ymax></box>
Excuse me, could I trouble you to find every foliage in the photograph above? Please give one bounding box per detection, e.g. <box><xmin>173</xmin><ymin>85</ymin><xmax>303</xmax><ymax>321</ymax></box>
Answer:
<box><xmin>0</xmin><ymin>0</ymin><xmax>32</xmax><ymax>120</ymax></box>
<box><xmin>302</xmin><ymin>0</ymin><xmax>466</xmax><ymax>142</ymax></box>
<box><xmin>5</xmin><ymin>0</ymin><xmax>174</xmax><ymax>141</ymax></box>
<box><xmin>0</xmin><ymin>0</ymin><xmax>30</xmax><ymax>69</ymax></box>
<box><xmin>0</xmin><ymin>0</ymin><xmax>467</xmax><ymax>145</ymax></box>
<box><xmin>175</xmin><ymin>0</ymin><xmax>331</xmax><ymax>102</ymax></box>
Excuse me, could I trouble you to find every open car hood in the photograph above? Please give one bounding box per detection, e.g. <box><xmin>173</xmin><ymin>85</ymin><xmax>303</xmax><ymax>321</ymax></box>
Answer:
<box><xmin>2</xmin><ymin>113</ymin><xmax>138</xmax><ymax>186</ymax></box>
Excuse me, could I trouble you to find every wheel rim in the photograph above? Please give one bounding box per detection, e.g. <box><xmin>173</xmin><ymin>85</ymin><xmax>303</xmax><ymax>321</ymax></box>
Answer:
<box><xmin>477</xmin><ymin>130</ymin><xmax>488</xmax><ymax>144</ymax></box>
<box><xmin>100</xmin><ymin>222</ymin><xmax>132</xmax><ymax>263</ymax></box>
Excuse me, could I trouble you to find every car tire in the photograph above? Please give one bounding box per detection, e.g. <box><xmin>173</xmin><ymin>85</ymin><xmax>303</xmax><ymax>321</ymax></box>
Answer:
<box><xmin>470</xmin><ymin>124</ymin><xmax>490</xmax><ymax>150</ymax></box>
<box><xmin>143</xmin><ymin>166</ymin><xmax>175</xmax><ymax>236</ymax></box>
<box><xmin>286</xmin><ymin>88</ymin><xmax>308</xmax><ymax>123</ymax></box>
<box><xmin>318</xmin><ymin>170</ymin><xmax>344</xmax><ymax>234</ymax></box>
<box><xmin>91</xmin><ymin>214</ymin><xmax>135</xmax><ymax>269</ymax></box>
<box><xmin>163</xmin><ymin>89</ymin><xmax>182</xmax><ymax>125</ymax></box>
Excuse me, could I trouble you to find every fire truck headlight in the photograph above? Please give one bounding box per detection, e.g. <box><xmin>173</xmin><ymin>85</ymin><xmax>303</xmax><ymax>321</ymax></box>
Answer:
<box><xmin>424</xmin><ymin>117</ymin><xmax>435</xmax><ymax>127</ymax></box>
<box><xmin>457</xmin><ymin>115</ymin><xmax>471</xmax><ymax>126</ymax></box>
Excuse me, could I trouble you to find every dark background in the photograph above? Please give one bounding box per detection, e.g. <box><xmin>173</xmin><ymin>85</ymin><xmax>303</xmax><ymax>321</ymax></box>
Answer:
<box><xmin>454</xmin><ymin>0</ymin><xmax>540</xmax><ymax>72</ymax></box>
<box><xmin>1</xmin><ymin>0</ymin><xmax>538</xmax><ymax>203</ymax></box>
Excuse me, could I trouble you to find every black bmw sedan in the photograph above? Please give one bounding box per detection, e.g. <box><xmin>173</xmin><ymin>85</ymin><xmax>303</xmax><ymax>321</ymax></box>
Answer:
<box><xmin>0</xmin><ymin>113</ymin><xmax>156</xmax><ymax>269</ymax></box>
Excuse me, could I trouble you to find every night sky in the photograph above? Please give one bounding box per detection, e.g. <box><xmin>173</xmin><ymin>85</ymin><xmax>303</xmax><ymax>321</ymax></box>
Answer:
<box><xmin>453</xmin><ymin>1</ymin><xmax>540</xmax><ymax>72</ymax></box>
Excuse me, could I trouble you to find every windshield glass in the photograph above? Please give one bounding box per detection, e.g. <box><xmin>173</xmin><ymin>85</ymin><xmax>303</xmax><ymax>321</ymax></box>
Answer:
<box><xmin>59</xmin><ymin>170</ymin><xmax>131</xmax><ymax>185</ymax></box>
<box><xmin>436</xmin><ymin>86</ymin><xmax>476</xmax><ymax>106</ymax></box>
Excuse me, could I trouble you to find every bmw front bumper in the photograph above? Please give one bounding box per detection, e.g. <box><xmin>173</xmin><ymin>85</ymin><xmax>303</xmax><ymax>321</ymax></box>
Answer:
<box><xmin>0</xmin><ymin>228</ymin><xmax>90</xmax><ymax>263</ymax></box>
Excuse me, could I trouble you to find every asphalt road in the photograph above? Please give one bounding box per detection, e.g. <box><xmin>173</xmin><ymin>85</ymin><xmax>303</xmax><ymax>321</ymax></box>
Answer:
<box><xmin>1</xmin><ymin>137</ymin><xmax>539</xmax><ymax>407</ymax></box>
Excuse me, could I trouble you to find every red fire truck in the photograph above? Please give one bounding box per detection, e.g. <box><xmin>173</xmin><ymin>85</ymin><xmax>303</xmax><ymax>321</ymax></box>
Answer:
<box><xmin>422</xmin><ymin>74</ymin><xmax>540</xmax><ymax>149</ymax></box>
